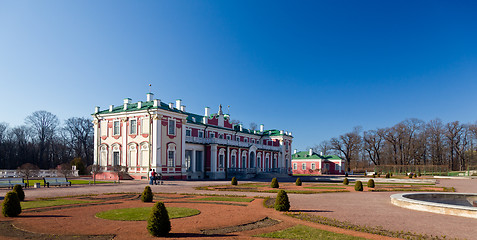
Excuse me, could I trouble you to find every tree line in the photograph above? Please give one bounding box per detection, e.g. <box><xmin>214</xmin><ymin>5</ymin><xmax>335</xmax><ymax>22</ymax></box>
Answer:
<box><xmin>313</xmin><ymin>118</ymin><xmax>477</xmax><ymax>173</ymax></box>
<box><xmin>0</xmin><ymin>110</ymin><xmax>93</xmax><ymax>170</ymax></box>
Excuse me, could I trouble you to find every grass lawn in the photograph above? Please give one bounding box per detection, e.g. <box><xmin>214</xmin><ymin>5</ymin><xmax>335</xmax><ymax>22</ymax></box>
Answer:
<box><xmin>21</xmin><ymin>199</ymin><xmax>97</xmax><ymax>209</ymax></box>
<box><xmin>25</xmin><ymin>179</ymin><xmax>113</xmax><ymax>186</ymax></box>
<box><xmin>193</xmin><ymin>196</ymin><xmax>254</xmax><ymax>202</ymax></box>
<box><xmin>304</xmin><ymin>186</ymin><xmax>347</xmax><ymax>190</ymax></box>
<box><xmin>95</xmin><ymin>207</ymin><xmax>200</xmax><ymax>221</ymax></box>
<box><xmin>256</xmin><ymin>225</ymin><xmax>367</xmax><ymax>240</ymax></box>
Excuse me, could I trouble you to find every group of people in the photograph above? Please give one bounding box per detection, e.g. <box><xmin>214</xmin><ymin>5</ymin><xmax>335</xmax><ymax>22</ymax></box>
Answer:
<box><xmin>149</xmin><ymin>169</ymin><xmax>163</xmax><ymax>185</ymax></box>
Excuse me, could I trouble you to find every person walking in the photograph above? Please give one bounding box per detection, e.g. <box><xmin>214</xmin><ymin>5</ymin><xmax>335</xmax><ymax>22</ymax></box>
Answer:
<box><xmin>151</xmin><ymin>169</ymin><xmax>157</xmax><ymax>185</ymax></box>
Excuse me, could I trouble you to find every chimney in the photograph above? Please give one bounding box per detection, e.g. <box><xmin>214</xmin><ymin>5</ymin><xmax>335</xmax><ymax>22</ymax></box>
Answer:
<box><xmin>202</xmin><ymin>117</ymin><xmax>207</xmax><ymax>124</ymax></box>
<box><xmin>320</xmin><ymin>152</ymin><xmax>323</xmax><ymax>156</ymax></box>
<box><xmin>180</xmin><ymin>105</ymin><xmax>186</xmax><ymax>112</ymax></box>
<box><xmin>239</xmin><ymin>124</ymin><xmax>243</xmax><ymax>131</ymax></box>
<box><xmin>168</xmin><ymin>102</ymin><xmax>174</xmax><ymax>109</ymax></box>
<box><xmin>293</xmin><ymin>149</ymin><xmax>297</xmax><ymax>154</ymax></box>
<box><xmin>260</xmin><ymin>124</ymin><xmax>264</xmax><ymax>132</ymax></box>
<box><xmin>309</xmin><ymin>148</ymin><xmax>313</xmax><ymax>156</ymax></box>
<box><xmin>109</xmin><ymin>105</ymin><xmax>114</xmax><ymax>112</ymax></box>
<box><xmin>137</xmin><ymin>101</ymin><xmax>142</xmax><ymax>109</ymax></box>
<box><xmin>289</xmin><ymin>132</ymin><xmax>292</xmax><ymax>136</ymax></box>
<box><xmin>176</xmin><ymin>99</ymin><xmax>182</xmax><ymax>110</ymax></box>
<box><xmin>280</xmin><ymin>130</ymin><xmax>284</xmax><ymax>134</ymax></box>
<box><xmin>94</xmin><ymin>106</ymin><xmax>100</xmax><ymax>113</ymax></box>
<box><xmin>205</xmin><ymin>107</ymin><xmax>210</xmax><ymax>117</ymax></box>
<box><xmin>153</xmin><ymin>99</ymin><xmax>160</xmax><ymax>107</ymax></box>
<box><xmin>123</xmin><ymin>98</ymin><xmax>131</xmax><ymax>110</ymax></box>
<box><xmin>146</xmin><ymin>93</ymin><xmax>154</xmax><ymax>101</ymax></box>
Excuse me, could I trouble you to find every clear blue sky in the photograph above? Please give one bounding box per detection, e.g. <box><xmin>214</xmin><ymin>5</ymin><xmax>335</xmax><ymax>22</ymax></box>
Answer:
<box><xmin>1</xmin><ymin>1</ymin><xmax>477</xmax><ymax>150</ymax></box>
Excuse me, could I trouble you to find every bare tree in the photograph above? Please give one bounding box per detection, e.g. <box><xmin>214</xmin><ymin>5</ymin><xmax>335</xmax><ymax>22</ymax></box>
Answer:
<box><xmin>331</xmin><ymin>127</ymin><xmax>362</xmax><ymax>172</ymax></box>
<box><xmin>64</xmin><ymin>117</ymin><xmax>94</xmax><ymax>165</ymax></box>
<box><xmin>17</xmin><ymin>163</ymin><xmax>40</xmax><ymax>187</ymax></box>
<box><xmin>26</xmin><ymin>111</ymin><xmax>59</xmax><ymax>169</ymax></box>
<box><xmin>314</xmin><ymin>140</ymin><xmax>332</xmax><ymax>155</ymax></box>
<box><xmin>249</xmin><ymin>122</ymin><xmax>258</xmax><ymax>131</ymax></box>
<box><xmin>112</xmin><ymin>165</ymin><xmax>128</xmax><ymax>183</ymax></box>
<box><xmin>87</xmin><ymin>164</ymin><xmax>103</xmax><ymax>184</ymax></box>
<box><xmin>363</xmin><ymin>129</ymin><xmax>384</xmax><ymax>165</ymax></box>
<box><xmin>57</xmin><ymin>163</ymin><xmax>73</xmax><ymax>178</ymax></box>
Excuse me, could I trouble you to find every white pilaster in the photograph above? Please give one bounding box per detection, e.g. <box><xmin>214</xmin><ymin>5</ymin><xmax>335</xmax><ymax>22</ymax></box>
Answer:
<box><xmin>93</xmin><ymin>120</ymin><xmax>99</xmax><ymax>165</ymax></box>
<box><xmin>210</xmin><ymin>144</ymin><xmax>218</xmax><ymax>173</ymax></box>
<box><xmin>181</xmin><ymin>119</ymin><xmax>186</xmax><ymax>174</ymax></box>
<box><xmin>122</xmin><ymin>119</ymin><xmax>127</xmax><ymax>166</ymax></box>
<box><xmin>192</xmin><ymin>150</ymin><xmax>196</xmax><ymax>173</ymax></box>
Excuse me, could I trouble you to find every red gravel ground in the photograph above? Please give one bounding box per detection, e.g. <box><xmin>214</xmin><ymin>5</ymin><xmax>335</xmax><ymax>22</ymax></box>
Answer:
<box><xmin>0</xmin><ymin>177</ymin><xmax>476</xmax><ymax>239</ymax></box>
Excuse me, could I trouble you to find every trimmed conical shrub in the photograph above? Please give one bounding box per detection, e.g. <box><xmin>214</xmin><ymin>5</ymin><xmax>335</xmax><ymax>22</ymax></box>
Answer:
<box><xmin>147</xmin><ymin>201</ymin><xmax>171</xmax><ymax>237</ymax></box>
<box><xmin>343</xmin><ymin>178</ymin><xmax>349</xmax><ymax>185</ymax></box>
<box><xmin>2</xmin><ymin>191</ymin><xmax>21</xmax><ymax>217</ymax></box>
<box><xmin>345</xmin><ymin>172</ymin><xmax>348</xmax><ymax>177</ymax></box>
<box><xmin>141</xmin><ymin>186</ymin><xmax>154</xmax><ymax>202</ymax></box>
<box><xmin>274</xmin><ymin>190</ymin><xmax>290</xmax><ymax>211</ymax></box>
<box><xmin>13</xmin><ymin>184</ymin><xmax>25</xmax><ymax>201</ymax></box>
<box><xmin>295</xmin><ymin>178</ymin><xmax>302</xmax><ymax>186</ymax></box>
<box><xmin>354</xmin><ymin>181</ymin><xmax>363</xmax><ymax>191</ymax></box>
<box><xmin>367</xmin><ymin>179</ymin><xmax>375</xmax><ymax>188</ymax></box>
<box><xmin>385</xmin><ymin>173</ymin><xmax>390</xmax><ymax>178</ymax></box>
<box><xmin>231</xmin><ymin>177</ymin><xmax>238</xmax><ymax>186</ymax></box>
<box><xmin>271</xmin><ymin>178</ymin><xmax>279</xmax><ymax>188</ymax></box>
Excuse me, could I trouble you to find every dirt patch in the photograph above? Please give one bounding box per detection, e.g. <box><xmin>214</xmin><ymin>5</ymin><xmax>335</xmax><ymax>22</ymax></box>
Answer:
<box><xmin>0</xmin><ymin>221</ymin><xmax>115</xmax><ymax>240</ymax></box>
<box><xmin>201</xmin><ymin>217</ymin><xmax>280</xmax><ymax>235</ymax></box>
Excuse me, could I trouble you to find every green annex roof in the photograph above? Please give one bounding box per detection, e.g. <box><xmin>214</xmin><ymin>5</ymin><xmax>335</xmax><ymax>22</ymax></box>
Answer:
<box><xmin>93</xmin><ymin>98</ymin><xmax>292</xmax><ymax>138</ymax></box>
<box><xmin>292</xmin><ymin>151</ymin><xmax>342</xmax><ymax>160</ymax></box>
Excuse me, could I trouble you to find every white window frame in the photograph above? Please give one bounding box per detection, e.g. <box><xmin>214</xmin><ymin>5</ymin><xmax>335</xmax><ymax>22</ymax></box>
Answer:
<box><xmin>198</xmin><ymin>130</ymin><xmax>204</xmax><ymax>138</ymax></box>
<box><xmin>209</xmin><ymin>132</ymin><xmax>215</xmax><ymax>138</ymax></box>
<box><xmin>129</xmin><ymin>119</ymin><xmax>137</xmax><ymax>135</ymax></box>
<box><xmin>231</xmin><ymin>155</ymin><xmax>236</xmax><ymax>168</ymax></box>
<box><xmin>311</xmin><ymin>163</ymin><xmax>316</xmax><ymax>170</ymax></box>
<box><xmin>236</xmin><ymin>136</ymin><xmax>240</xmax><ymax>141</ymax></box>
<box><xmin>219</xmin><ymin>134</ymin><xmax>223</xmax><ymax>139</ymax></box>
<box><xmin>293</xmin><ymin>163</ymin><xmax>297</xmax><ymax>170</ymax></box>
<box><xmin>168</xmin><ymin>119</ymin><xmax>176</xmax><ymax>135</ymax></box>
<box><xmin>113</xmin><ymin>121</ymin><xmax>120</xmax><ymax>136</ymax></box>
<box><xmin>244</xmin><ymin>138</ymin><xmax>248</xmax><ymax>142</ymax></box>
<box><xmin>302</xmin><ymin>163</ymin><xmax>306</xmax><ymax>170</ymax></box>
<box><xmin>335</xmin><ymin>163</ymin><xmax>340</xmax><ymax>171</ymax></box>
<box><xmin>185</xmin><ymin>128</ymin><xmax>191</xmax><ymax>137</ymax></box>
<box><xmin>226</xmin><ymin>135</ymin><xmax>231</xmax><ymax>140</ymax></box>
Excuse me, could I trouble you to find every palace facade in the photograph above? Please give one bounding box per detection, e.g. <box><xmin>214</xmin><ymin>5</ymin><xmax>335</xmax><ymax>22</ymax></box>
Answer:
<box><xmin>92</xmin><ymin>93</ymin><xmax>293</xmax><ymax>180</ymax></box>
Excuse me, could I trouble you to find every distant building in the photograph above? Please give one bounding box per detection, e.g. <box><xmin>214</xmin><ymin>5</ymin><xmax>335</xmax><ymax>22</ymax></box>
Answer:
<box><xmin>92</xmin><ymin>93</ymin><xmax>293</xmax><ymax>180</ymax></box>
<box><xmin>291</xmin><ymin>149</ymin><xmax>345</xmax><ymax>175</ymax></box>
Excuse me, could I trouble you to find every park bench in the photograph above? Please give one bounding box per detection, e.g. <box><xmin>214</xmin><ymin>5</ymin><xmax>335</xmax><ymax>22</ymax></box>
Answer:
<box><xmin>43</xmin><ymin>177</ymin><xmax>72</xmax><ymax>187</ymax></box>
<box><xmin>0</xmin><ymin>178</ymin><xmax>27</xmax><ymax>188</ymax></box>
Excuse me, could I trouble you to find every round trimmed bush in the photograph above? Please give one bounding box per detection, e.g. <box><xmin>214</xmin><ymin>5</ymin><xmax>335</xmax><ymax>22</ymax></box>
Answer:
<box><xmin>13</xmin><ymin>184</ymin><xmax>25</xmax><ymax>201</ymax></box>
<box><xmin>345</xmin><ymin>172</ymin><xmax>348</xmax><ymax>177</ymax></box>
<box><xmin>141</xmin><ymin>186</ymin><xmax>154</xmax><ymax>202</ymax></box>
<box><xmin>295</xmin><ymin>178</ymin><xmax>302</xmax><ymax>186</ymax></box>
<box><xmin>231</xmin><ymin>177</ymin><xmax>238</xmax><ymax>186</ymax></box>
<box><xmin>385</xmin><ymin>173</ymin><xmax>390</xmax><ymax>178</ymax></box>
<box><xmin>2</xmin><ymin>191</ymin><xmax>21</xmax><ymax>217</ymax></box>
<box><xmin>367</xmin><ymin>179</ymin><xmax>375</xmax><ymax>188</ymax></box>
<box><xmin>274</xmin><ymin>190</ymin><xmax>290</xmax><ymax>212</ymax></box>
<box><xmin>343</xmin><ymin>178</ymin><xmax>349</xmax><ymax>185</ymax></box>
<box><xmin>409</xmin><ymin>173</ymin><xmax>413</xmax><ymax>178</ymax></box>
<box><xmin>354</xmin><ymin>181</ymin><xmax>363</xmax><ymax>191</ymax></box>
<box><xmin>271</xmin><ymin>178</ymin><xmax>279</xmax><ymax>188</ymax></box>
<box><xmin>147</xmin><ymin>201</ymin><xmax>171</xmax><ymax>237</ymax></box>
<box><xmin>377</xmin><ymin>173</ymin><xmax>381</xmax><ymax>177</ymax></box>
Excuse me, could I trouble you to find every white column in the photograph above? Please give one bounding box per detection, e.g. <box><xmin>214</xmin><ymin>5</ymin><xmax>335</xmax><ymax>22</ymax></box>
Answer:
<box><xmin>122</xmin><ymin>119</ymin><xmax>127</xmax><ymax>166</ymax></box>
<box><xmin>155</xmin><ymin>115</ymin><xmax>162</xmax><ymax>168</ymax></box>
<box><xmin>192</xmin><ymin>149</ymin><xmax>196</xmax><ymax>173</ymax></box>
<box><xmin>93</xmin><ymin>120</ymin><xmax>99</xmax><ymax>165</ymax></box>
<box><xmin>210</xmin><ymin>144</ymin><xmax>218</xmax><ymax>173</ymax></box>
<box><xmin>181</xmin><ymin>119</ymin><xmax>186</xmax><ymax>174</ymax></box>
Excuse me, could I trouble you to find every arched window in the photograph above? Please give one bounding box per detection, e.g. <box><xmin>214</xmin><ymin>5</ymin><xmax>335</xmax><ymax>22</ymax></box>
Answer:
<box><xmin>140</xmin><ymin>143</ymin><xmax>149</xmax><ymax>167</ymax></box>
<box><xmin>112</xmin><ymin>144</ymin><xmax>121</xmax><ymax>166</ymax></box>
<box><xmin>100</xmin><ymin>145</ymin><xmax>108</xmax><ymax>166</ymax></box>
<box><xmin>230</xmin><ymin>150</ymin><xmax>237</xmax><ymax>168</ymax></box>
<box><xmin>167</xmin><ymin>143</ymin><xmax>176</xmax><ymax>167</ymax></box>
<box><xmin>249</xmin><ymin>151</ymin><xmax>255</xmax><ymax>168</ymax></box>
<box><xmin>241</xmin><ymin>150</ymin><xmax>247</xmax><ymax>168</ymax></box>
<box><xmin>257</xmin><ymin>152</ymin><xmax>262</xmax><ymax>169</ymax></box>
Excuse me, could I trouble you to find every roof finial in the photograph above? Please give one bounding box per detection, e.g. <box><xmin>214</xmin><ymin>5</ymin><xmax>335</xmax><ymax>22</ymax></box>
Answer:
<box><xmin>148</xmin><ymin>84</ymin><xmax>151</xmax><ymax>93</ymax></box>
<box><xmin>218</xmin><ymin>104</ymin><xmax>223</xmax><ymax>115</ymax></box>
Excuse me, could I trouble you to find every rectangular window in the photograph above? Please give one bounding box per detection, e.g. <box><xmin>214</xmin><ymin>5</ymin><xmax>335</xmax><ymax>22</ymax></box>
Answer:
<box><xmin>186</xmin><ymin>129</ymin><xmax>191</xmax><ymax>136</ymax></box>
<box><xmin>185</xmin><ymin>150</ymin><xmax>192</xmax><ymax>171</ymax></box>
<box><xmin>335</xmin><ymin>164</ymin><xmax>340</xmax><ymax>171</ymax></box>
<box><xmin>293</xmin><ymin>163</ymin><xmax>297</xmax><ymax>170</ymax></box>
<box><xmin>113</xmin><ymin>121</ymin><xmax>120</xmax><ymax>135</ymax></box>
<box><xmin>252</xmin><ymin>139</ymin><xmax>255</xmax><ymax>144</ymax></box>
<box><xmin>244</xmin><ymin>138</ymin><xmax>248</xmax><ymax>142</ymax></box>
<box><xmin>209</xmin><ymin>132</ymin><xmax>215</xmax><ymax>138</ymax></box>
<box><xmin>130</xmin><ymin>119</ymin><xmax>137</xmax><ymax>135</ymax></box>
<box><xmin>302</xmin><ymin>163</ymin><xmax>306</xmax><ymax>170</ymax></box>
<box><xmin>168</xmin><ymin>151</ymin><xmax>174</xmax><ymax>167</ymax></box>
<box><xmin>219</xmin><ymin>155</ymin><xmax>224</xmax><ymax>168</ymax></box>
<box><xmin>198</xmin><ymin>131</ymin><xmax>204</xmax><ymax>138</ymax></box>
<box><xmin>113</xmin><ymin>152</ymin><xmax>120</xmax><ymax>166</ymax></box>
<box><xmin>219</xmin><ymin>134</ymin><xmax>223</xmax><ymax>139</ymax></box>
<box><xmin>311</xmin><ymin>163</ymin><xmax>316</xmax><ymax>170</ymax></box>
<box><xmin>236</xmin><ymin>136</ymin><xmax>240</xmax><ymax>141</ymax></box>
<box><xmin>168</xmin><ymin>119</ymin><xmax>175</xmax><ymax>135</ymax></box>
<box><xmin>226</xmin><ymin>135</ymin><xmax>231</xmax><ymax>140</ymax></box>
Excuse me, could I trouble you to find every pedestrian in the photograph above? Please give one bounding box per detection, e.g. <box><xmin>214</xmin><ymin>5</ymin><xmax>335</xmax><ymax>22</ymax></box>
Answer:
<box><xmin>159</xmin><ymin>173</ymin><xmax>163</xmax><ymax>185</ymax></box>
<box><xmin>151</xmin><ymin>169</ymin><xmax>157</xmax><ymax>185</ymax></box>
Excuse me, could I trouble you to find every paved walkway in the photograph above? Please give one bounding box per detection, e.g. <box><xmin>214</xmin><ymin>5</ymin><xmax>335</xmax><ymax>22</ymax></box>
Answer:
<box><xmin>1</xmin><ymin>178</ymin><xmax>476</xmax><ymax>239</ymax></box>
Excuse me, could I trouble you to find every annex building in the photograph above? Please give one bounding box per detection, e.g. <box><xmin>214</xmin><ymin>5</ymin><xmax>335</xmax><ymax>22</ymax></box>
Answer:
<box><xmin>291</xmin><ymin>149</ymin><xmax>345</xmax><ymax>175</ymax></box>
<box><xmin>92</xmin><ymin>93</ymin><xmax>293</xmax><ymax>180</ymax></box>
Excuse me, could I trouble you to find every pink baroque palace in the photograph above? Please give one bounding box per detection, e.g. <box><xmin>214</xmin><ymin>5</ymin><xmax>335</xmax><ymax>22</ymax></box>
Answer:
<box><xmin>292</xmin><ymin>149</ymin><xmax>345</xmax><ymax>175</ymax></box>
<box><xmin>92</xmin><ymin>93</ymin><xmax>293</xmax><ymax>180</ymax></box>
